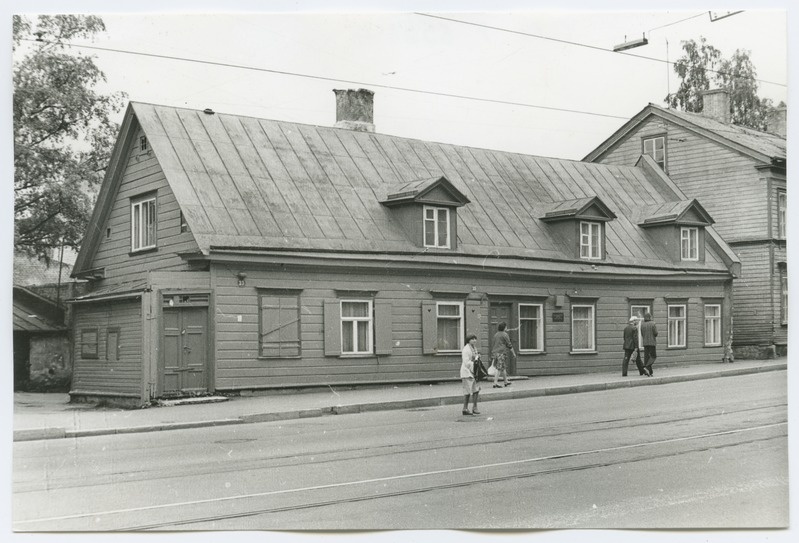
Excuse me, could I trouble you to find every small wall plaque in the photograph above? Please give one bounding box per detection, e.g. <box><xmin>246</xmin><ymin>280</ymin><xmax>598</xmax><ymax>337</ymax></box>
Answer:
<box><xmin>552</xmin><ymin>312</ymin><xmax>564</xmax><ymax>322</ymax></box>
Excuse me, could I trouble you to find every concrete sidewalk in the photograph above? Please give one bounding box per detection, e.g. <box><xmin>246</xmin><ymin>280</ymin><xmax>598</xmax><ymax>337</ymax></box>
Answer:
<box><xmin>12</xmin><ymin>358</ymin><xmax>787</xmax><ymax>442</ymax></box>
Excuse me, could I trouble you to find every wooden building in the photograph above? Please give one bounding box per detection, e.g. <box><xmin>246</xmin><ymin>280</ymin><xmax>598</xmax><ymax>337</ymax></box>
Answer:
<box><xmin>69</xmin><ymin>89</ymin><xmax>740</xmax><ymax>406</ymax></box>
<box><xmin>584</xmin><ymin>90</ymin><xmax>787</xmax><ymax>358</ymax></box>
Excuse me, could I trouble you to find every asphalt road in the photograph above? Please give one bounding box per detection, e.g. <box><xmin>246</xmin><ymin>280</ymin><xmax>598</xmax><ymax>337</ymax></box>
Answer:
<box><xmin>12</xmin><ymin>371</ymin><xmax>788</xmax><ymax>531</ymax></box>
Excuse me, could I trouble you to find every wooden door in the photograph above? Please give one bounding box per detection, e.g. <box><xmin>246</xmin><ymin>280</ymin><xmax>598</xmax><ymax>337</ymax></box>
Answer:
<box><xmin>162</xmin><ymin>306</ymin><xmax>208</xmax><ymax>395</ymax></box>
<box><xmin>489</xmin><ymin>302</ymin><xmax>515</xmax><ymax>375</ymax></box>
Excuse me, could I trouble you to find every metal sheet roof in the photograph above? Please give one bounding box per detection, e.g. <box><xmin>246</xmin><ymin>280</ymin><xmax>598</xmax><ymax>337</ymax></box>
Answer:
<box><xmin>128</xmin><ymin>102</ymin><xmax>732</xmax><ymax>272</ymax></box>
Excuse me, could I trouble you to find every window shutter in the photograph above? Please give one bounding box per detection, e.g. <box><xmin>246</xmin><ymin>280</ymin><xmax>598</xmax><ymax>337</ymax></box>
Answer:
<box><xmin>421</xmin><ymin>300</ymin><xmax>437</xmax><ymax>354</ymax></box>
<box><xmin>465</xmin><ymin>299</ymin><xmax>482</xmax><ymax>347</ymax></box>
<box><xmin>323</xmin><ymin>301</ymin><xmax>341</xmax><ymax>356</ymax></box>
<box><xmin>374</xmin><ymin>300</ymin><xmax>393</xmax><ymax>355</ymax></box>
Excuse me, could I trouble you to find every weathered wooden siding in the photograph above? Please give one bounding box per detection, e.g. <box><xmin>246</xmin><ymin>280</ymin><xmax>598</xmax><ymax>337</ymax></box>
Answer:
<box><xmin>91</xmin><ymin>126</ymin><xmax>200</xmax><ymax>284</ymax></box>
<box><xmin>209</xmin><ymin>263</ymin><xmax>729</xmax><ymax>390</ymax></box>
<box><xmin>773</xmin><ymin>243</ymin><xmax>788</xmax><ymax>346</ymax></box>
<box><xmin>597</xmin><ymin>118</ymin><xmax>767</xmax><ymax>242</ymax></box>
<box><xmin>729</xmin><ymin>243</ymin><xmax>779</xmax><ymax>345</ymax></box>
<box><xmin>71</xmin><ymin>298</ymin><xmax>143</xmax><ymax>396</ymax></box>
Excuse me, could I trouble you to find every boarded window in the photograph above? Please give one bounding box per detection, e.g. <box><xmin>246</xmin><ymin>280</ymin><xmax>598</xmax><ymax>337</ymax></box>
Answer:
<box><xmin>81</xmin><ymin>328</ymin><xmax>99</xmax><ymax>359</ymax></box>
<box><xmin>106</xmin><ymin>328</ymin><xmax>120</xmax><ymax>362</ymax></box>
<box><xmin>259</xmin><ymin>294</ymin><xmax>301</xmax><ymax>358</ymax></box>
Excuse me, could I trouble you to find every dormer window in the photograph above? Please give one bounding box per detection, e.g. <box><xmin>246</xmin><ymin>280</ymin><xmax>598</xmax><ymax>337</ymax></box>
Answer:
<box><xmin>139</xmin><ymin>135</ymin><xmax>148</xmax><ymax>152</ymax></box>
<box><xmin>643</xmin><ymin>135</ymin><xmax>666</xmax><ymax>170</ymax></box>
<box><xmin>424</xmin><ymin>206</ymin><xmax>450</xmax><ymax>248</ymax></box>
<box><xmin>540</xmin><ymin>196</ymin><xmax>616</xmax><ymax>262</ymax></box>
<box><xmin>580</xmin><ymin>221</ymin><xmax>602</xmax><ymax>259</ymax></box>
<box><xmin>680</xmin><ymin>227</ymin><xmax>699</xmax><ymax>261</ymax></box>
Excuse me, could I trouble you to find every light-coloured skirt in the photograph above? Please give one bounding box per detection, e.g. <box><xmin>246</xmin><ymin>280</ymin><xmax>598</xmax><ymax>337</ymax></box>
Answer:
<box><xmin>462</xmin><ymin>377</ymin><xmax>480</xmax><ymax>395</ymax></box>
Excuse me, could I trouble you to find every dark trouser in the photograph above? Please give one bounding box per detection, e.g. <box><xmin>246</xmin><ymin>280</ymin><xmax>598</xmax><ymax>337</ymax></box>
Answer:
<box><xmin>623</xmin><ymin>348</ymin><xmax>645</xmax><ymax>376</ymax></box>
<box><xmin>643</xmin><ymin>346</ymin><xmax>657</xmax><ymax>375</ymax></box>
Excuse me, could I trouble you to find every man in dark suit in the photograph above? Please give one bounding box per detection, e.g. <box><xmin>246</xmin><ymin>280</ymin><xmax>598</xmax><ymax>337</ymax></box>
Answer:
<box><xmin>622</xmin><ymin>317</ymin><xmax>645</xmax><ymax>376</ymax></box>
<box><xmin>640</xmin><ymin>312</ymin><xmax>658</xmax><ymax>376</ymax></box>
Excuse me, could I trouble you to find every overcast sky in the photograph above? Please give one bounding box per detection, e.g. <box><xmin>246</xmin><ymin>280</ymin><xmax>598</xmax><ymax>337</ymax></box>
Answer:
<box><xmin>2</xmin><ymin>3</ymin><xmax>797</xmax><ymax>542</ymax></box>
<box><xmin>5</xmin><ymin>2</ymin><xmax>792</xmax><ymax>162</ymax></box>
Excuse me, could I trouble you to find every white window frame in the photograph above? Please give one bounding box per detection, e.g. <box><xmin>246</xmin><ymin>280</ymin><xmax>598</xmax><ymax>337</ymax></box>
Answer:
<box><xmin>340</xmin><ymin>299</ymin><xmax>373</xmax><ymax>355</ymax></box>
<box><xmin>580</xmin><ymin>221</ymin><xmax>602</xmax><ymax>260</ymax></box>
<box><xmin>131</xmin><ymin>195</ymin><xmax>157</xmax><ymax>251</ymax></box>
<box><xmin>680</xmin><ymin>227</ymin><xmax>699</xmax><ymax>261</ymax></box>
<box><xmin>518</xmin><ymin>303</ymin><xmax>544</xmax><ymax>353</ymax></box>
<box><xmin>704</xmin><ymin>304</ymin><xmax>722</xmax><ymax>347</ymax></box>
<box><xmin>778</xmin><ymin>191</ymin><xmax>787</xmax><ymax>239</ymax></box>
<box><xmin>571</xmin><ymin>304</ymin><xmax>596</xmax><ymax>352</ymax></box>
<box><xmin>667</xmin><ymin>304</ymin><xmax>687</xmax><ymax>348</ymax></box>
<box><xmin>643</xmin><ymin>136</ymin><xmax>666</xmax><ymax>170</ymax></box>
<box><xmin>423</xmin><ymin>206</ymin><xmax>451</xmax><ymax>249</ymax></box>
<box><xmin>435</xmin><ymin>301</ymin><xmax>463</xmax><ymax>353</ymax></box>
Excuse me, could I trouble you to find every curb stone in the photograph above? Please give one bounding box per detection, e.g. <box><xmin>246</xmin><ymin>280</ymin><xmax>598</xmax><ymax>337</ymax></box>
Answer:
<box><xmin>12</xmin><ymin>363</ymin><xmax>787</xmax><ymax>442</ymax></box>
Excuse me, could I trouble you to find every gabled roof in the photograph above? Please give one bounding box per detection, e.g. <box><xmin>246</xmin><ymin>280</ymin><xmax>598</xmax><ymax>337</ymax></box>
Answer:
<box><xmin>540</xmin><ymin>196</ymin><xmax>617</xmax><ymax>222</ymax></box>
<box><xmin>380</xmin><ymin>176</ymin><xmax>470</xmax><ymax>207</ymax></box>
<box><xmin>74</xmin><ymin>101</ymin><xmax>738</xmax><ymax>275</ymax></box>
<box><xmin>13</xmin><ymin>287</ymin><xmax>66</xmax><ymax>333</ymax></box>
<box><xmin>14</xmin><ymin>252</ymin><xmax>73</xmax><ymax>287</ymax></box>
<box><xmin>583</xmin><ymin>103</ymin><xmax>787</xmax><ymax>165</ymax></box>
<box><xmin>637</xmin><ymin>199</ymin><xmax>714</xmax><ymax>228</ymax></box>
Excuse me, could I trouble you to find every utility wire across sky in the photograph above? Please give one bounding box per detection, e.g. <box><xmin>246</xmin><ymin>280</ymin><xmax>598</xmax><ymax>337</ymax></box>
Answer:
<box><xmin>22</xmin><ymin>38</ymin><xmax>632</xmax><ymax>121</ymax></box>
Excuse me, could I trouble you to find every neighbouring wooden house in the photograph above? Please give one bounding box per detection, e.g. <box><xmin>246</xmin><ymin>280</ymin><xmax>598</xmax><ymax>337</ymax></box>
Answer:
<box><xmin>584</xmin><ymin>89</ymin><xmax>787</xmax><ymax>359</ymax></box>
<box><xmin>69</xmin><ymin>89</ymin><xmax>740</xmax><ymax>407</ymax></box>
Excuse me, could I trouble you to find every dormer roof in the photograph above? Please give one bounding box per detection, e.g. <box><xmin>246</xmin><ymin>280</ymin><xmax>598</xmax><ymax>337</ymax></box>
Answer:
<box><xmin>637</xmin><ymin>199</ymin><xmax>714</xmax><ymax>228</ymax></box>
<box><xmin>380</xmin><ymin>175</ymin><xmax>470</xmax><ymax>207</ymax></box>
<box><xmin>539</xmin><ymin>196</ymin><xmax>617</xmax><ymax>223</ymax></box>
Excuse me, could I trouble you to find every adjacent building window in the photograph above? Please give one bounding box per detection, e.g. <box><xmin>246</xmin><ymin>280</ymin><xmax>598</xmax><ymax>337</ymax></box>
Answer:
<box><xmin>180</xmin><ymin>210</ymin><xmax>190</xmax><ymax>233</ymax></box>
<box><xmin>341</xmin><ymin>300</ymin><xmax>373</xmax><ymax>354</ymax></box>
<box><xmin>778</xmin><ymin>191</ymin><xmax>787</xmax><ymax>239</ymax></box>
<box><xmin>259</xmin><ymin>293</ymin><xmax>301</xmax><ymax>358</ymax></box>
<box><xmin>571</xmin><ymin>304</ymin><xmax>595</xmax><ymax>352</ymax></box>
<box><xmin>131</xmin><ymin>194</ymin><xmax>157</xmax><ymax>251</ymax></box>
<box><xmin>424</xmin><ymin>206</ymin><xmax>450</xmax><ymax>248</ymax></box>
<box><xmin>780</xmin><ymin>265</ymin><xmax>788</xmax><ymax>325</ymax></box>
<box><xmin>436</xmin><ymin>301</ymin><xmax>463</xmax><ymax>353</ymax></box>
<box><xmin>518</xmin><ymin>303</ymin><xmax>544</xmax><ymax>352</ymax></box>
<box><xmin>704</xmin><ymin>304</ymin><xmax>721</xmax><ymax>346</ymax></box>
<box><xmin>667</xmin><ymin>304</ymin><xmax>687</xmax><ymax>348</ymax></box>
<box><xmin>680</xmin><ymin>227</ymin><xmax>699</xmax><ymax>261</ymax></box>
<box><xmin>139</xmin><ymin>135</ymin><xmax>148</xmax><ymax>151</ymax></box>
<box><xmin>80</xmin><ymin>328</ymin><xmax>99</xmax><ymax>359</ymax></box>
<box><xmin>643</xmin><ymin>136</ymin><xmax>666</xmax><ymax>170</ymax></box>
<box><xmin>579</xmin><ymin>221</ymin><xmax>601</xmax><ymax>259</ymax></box>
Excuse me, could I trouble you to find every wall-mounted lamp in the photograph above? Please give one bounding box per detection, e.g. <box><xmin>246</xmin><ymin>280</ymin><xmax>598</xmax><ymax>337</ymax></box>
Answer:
<box><xmin>237</xmin><ymin>272</ymin><xmax>247</xmax><ymax>287</ymax></box>
<box><xmin>613</xmin><ymin>33</ymin><xmax>648</xmax><ymax>52</ymax></box>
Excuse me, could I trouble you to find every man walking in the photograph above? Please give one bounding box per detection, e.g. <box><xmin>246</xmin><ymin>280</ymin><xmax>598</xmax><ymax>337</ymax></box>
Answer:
<box><xmin>640</xmin><ymin>312</ymin><xmax>658</xmax><ymax>377</ymax></box>
<box><xmin>622</xmin><ymin>317</ymin><xmax>645</xmax><ymax>376</ymax></box>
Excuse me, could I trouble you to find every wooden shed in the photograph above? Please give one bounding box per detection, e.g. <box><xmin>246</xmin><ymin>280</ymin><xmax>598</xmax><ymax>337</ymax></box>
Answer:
<box><xmin>584</xmin><ymin>91</ymin><xmax>787</xmax><ymax>358</ymax></box>
<box><xmin>69</xmin><ymin>91</ymin><xmax>740</xmax><ymax>406</ymax></box>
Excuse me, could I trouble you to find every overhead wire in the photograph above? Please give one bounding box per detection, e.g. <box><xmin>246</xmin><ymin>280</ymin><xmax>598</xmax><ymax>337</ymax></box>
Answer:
<box><xmin>20</xmin><ymin>38</ymin><xmax>631</xmax><ymax>120</ymax></box>
<box><xmin>415</xmin><ymin>12</ymin><xmax>786</xmax><ymax>88</ymax></box>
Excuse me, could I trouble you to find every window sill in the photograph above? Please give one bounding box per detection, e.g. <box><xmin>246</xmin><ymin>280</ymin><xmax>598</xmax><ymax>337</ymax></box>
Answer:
<box><xmin>569</xmin><ymin>350</ymin><xmax>597</xmax><ymax>355</ymax></box>
<box><xmin>129</xmin><ymin>247</ymin><xmax>158</xmax><ymax>256</ymax></box>
<box><xmin>258</xmin><ymin>356</ymin><xmax>302</xmax><ymax>360</ymax></box>
<box><xmin>703</xmin><ymin>344</ymin><xmax>722</xmax><ymax>348</ymax></box>
<box><xmin>666</xmin><ymin>346</ymin><xmax>687</xmax><ymax>350</ymax></box>
<box><xmin>338</xmin><ymin>353</ymin><xmax>376</xmax><ymax>359</ymax></box>
<box><xmin>518</xmin><ymin>350</ymin><xmax>546</xmax><ymax>356</ymax></box>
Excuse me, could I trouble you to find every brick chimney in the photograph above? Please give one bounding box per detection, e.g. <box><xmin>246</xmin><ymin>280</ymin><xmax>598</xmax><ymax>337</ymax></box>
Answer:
<box><xmin>701</xmin><ymin>88</ymin><xmax>730</xmax><ymax>124</ymax></box>
<box><xmin>766</xmin><ymin>106</ymin><xmax>787</xmax><ymax>137</ymax></box>
<box><xmin>333</xmin><ymin>88</ymin><xmax>375</xmax><ymax>132</ymax></box>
